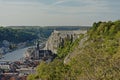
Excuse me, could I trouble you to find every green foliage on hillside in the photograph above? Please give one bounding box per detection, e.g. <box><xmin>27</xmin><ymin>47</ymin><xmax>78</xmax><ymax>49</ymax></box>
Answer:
<box><xmin>27</xmin><ymin>35</ymin><xmax>82</xmax><ymax>80</ymax></box>
<box><xmin>0</xmin><ymin>27</ymin><xmax>38</xmax><ymax>43</ymax></box>
<box><xmin>27</xmin><ymin>20</ymin><xmax>120</xmax><ymax>80</ymax></box>
<box><xmin>89</xmin><ymin>20</ymin><xmax>120</xmax><ymax>38</ymax></box>
<box><xmin>0</xmin><ymin>27</ymin><xmax>52</xmax><ymax>45</ymax></box>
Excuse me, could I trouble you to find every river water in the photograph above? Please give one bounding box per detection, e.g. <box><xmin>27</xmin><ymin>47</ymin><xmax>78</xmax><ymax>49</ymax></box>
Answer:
<box><xmin>0</xmin><ymin>46</ymin><xmax>35</xmax><ymax>61</ymax></box>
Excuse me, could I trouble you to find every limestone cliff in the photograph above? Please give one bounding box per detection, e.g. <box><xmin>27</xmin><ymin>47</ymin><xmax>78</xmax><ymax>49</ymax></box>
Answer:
<box><xmin>44</xmin><ymin>30</ymin><xmax>87</xmax><ymax>54</ymax></box>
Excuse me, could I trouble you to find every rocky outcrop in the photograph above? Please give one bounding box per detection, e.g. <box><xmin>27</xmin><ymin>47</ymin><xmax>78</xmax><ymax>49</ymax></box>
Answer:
<box><xmin>44</xmin><ymin>30</ymin><xmax>87</xmax><ymax>54</ymax></box>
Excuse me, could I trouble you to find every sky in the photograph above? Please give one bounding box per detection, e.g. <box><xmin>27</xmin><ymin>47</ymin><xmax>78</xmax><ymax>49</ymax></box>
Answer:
<box><xmin>0</xmin><ymin>0</ymin><xmax>120</xmax><ymax>26</ymax></box>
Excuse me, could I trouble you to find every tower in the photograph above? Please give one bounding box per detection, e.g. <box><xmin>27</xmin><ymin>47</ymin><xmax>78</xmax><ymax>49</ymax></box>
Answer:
<box><xmin>36</xmin><ymin>41</ymin><xmax>39</xmax><ymax>50</ymax></box>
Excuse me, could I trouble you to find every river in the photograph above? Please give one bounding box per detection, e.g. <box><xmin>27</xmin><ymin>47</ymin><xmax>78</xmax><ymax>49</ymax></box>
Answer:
<box><xmin>0</xmin><ymin>46</ymin><xmax>35</xmax><ymax>61</ymax></box>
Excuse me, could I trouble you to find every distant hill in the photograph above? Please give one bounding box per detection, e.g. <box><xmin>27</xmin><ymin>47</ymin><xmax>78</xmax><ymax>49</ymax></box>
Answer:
<box><xmin>6</xmin><ymin>26</ymin><xmax>91</xmax><ymax>30</ymax></box>
<box><xmin>0</xmin><ymin>26</ymin><xmax>90</xmax><ymax>46</ymax></box>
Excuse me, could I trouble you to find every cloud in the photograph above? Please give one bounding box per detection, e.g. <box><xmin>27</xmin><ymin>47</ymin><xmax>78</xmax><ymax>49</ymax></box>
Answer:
<box><xmin>47</xmin><ymin>0</ymin><xmax>111</xmax><ymax>15</ymax></box>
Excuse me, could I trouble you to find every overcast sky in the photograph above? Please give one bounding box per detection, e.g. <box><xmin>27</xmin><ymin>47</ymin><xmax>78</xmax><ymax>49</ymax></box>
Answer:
<box><xmin>0</xmin><ymin>0</ymin><xmax>120</xmax><ymax>26</ymax></box>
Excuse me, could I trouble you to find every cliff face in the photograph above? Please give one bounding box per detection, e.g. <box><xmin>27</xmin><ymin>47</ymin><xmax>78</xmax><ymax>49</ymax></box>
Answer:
<box><xmin>44</xmin><ymin>30</ymin><xmax>87</xmax><ymax>54</ymax></box>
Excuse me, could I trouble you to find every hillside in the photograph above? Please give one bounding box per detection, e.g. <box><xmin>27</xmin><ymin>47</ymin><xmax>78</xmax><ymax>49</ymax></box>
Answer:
<box><xmin>0</xmin><ymin>27</ymin><xmax>38</xmax><ymax>44</ymax></box>
<box><xmin>7</xmin><ymin>26</ymin><xmax>90</xmax><ymax>30</ymax></box>
<box><xmin>27</xmin><ymin>20</ymin><xmax>120</xmax><ymax>80</ymax></box>
<box><xmin>0</xmin><ymin>26</ymin><xmax>90</xmax><ymax>43</ymax></box>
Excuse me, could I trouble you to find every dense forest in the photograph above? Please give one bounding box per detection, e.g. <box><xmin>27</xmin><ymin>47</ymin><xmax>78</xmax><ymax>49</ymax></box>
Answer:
<box><xmin>0</xmin><ymin>27</ymin><xmax>37</xmax><ymax>44</ymax></box>
<box><xmin>27</xmin><ymin>20</ymin><xmax>120</xmax><ymax>80</ymax></box>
